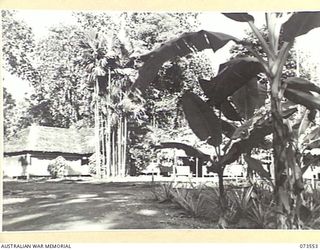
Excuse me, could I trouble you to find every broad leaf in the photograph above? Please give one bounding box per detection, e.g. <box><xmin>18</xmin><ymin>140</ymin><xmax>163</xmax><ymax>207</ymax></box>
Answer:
<box><xmin>244</xmin><ymin>155</ymin><xmax>272</xmax><ymax>182</ymax></box>
<box><xmin>284</xmin><ymin>88</ymin><xmax>320</xmax><ymax>110</ymax></box>
<box><xmin>207</xmin><ymin>141</ymin><xmax>242</xmax><ymax>173</ymax></box>
<box><xmin>207</xmin><ymin>131</ymin><xmax>271</xmax><ymax>174</ymax></box>
<box><xmin>282</xmin><ymin>12</ymin><xmax>320</xmax><ymax>42</ymax></box>
<box><xmin>308</xmin><ymin>109</ymin><xmax>317</xmax><ymax>121</ymax></box>
<box><xmin>200</xmin><ymin>58</ymin><xmax>264</xmax><ymax>106</ymax></box>
<box><xmin>230</xmin><ymin>107</ymin><xmax>297</xmax><ymax>153</ymax></box>
<box><xmin>220</xmin><ymin>119</ymin><xmax>237</xmax><ymax>138</ymax></box>
<box><xmin>207</xmin><ymin>132</ymin><xmax>270</xmax><ymax>173</ymax></box>
<box><xmin>132</xmin><ymin>30</ymin><xmax>239</xmax><ymax>91</ymax></box>
<box><xmin>154</xmin><ymin>142</ymin><xmax>211</xmax><ymax>161</ymax></box>
<box><xmin>283</xmin><ymin>107</ymin><xmax>299</xmax><ymax>119</ymax></box>
<box><xmin>284</xmin><ymin>77</ymin><xmax>320</xmax><ymax>94</ymax></box>
<box><xmin>219</xmin><ymin>100</ymin><xmax>242</xmax><ymax>121</ymax></box>
<box><xmin>232</xmin><ymin>77</ymin><xmax>267</xmax><ymax>119</ymax></box>
<box><xmin>302</xmin><ymin>126</ymin><xmax>320</xmax><ymax>145</ymax></box>
<box><xmin>307</xmin><ymin>138</ymin><xmax>320</xmax><ymax>149</ymax></box>
<box><xmin>231</xmin><ymin>107</ymin><xmax>270</xmax><ymax>140</ymax></box>
<box><xmin>299</xmin><ymin>205</ymin><xmax>312</xmax><ymax>223</ymax></box>
<box><xmin>297</xmin><ymin>110</ymin><xmax>311</xmax><ymax>139</ymax></box>
<box><xmin>199</xmin><ymin>78</ymin><xmax>214</xmax><ymax>95</ymax></box>
<box><xmin>286</xmin><ymin>146</ymin><xmax>304</xmax><ymax>195</ymax></box>
<box><xmin>232</xmin><ymin>107</ymin><xmax>298</xmax><ymax>141</ymax></box>
<box><xmin>223</xmin><ymin>13</ymin><xmax>254</xmax><ymax>22</ymax></box>
<box><xmin>182</xmin><ymin>92</ymin><xmax>222</xmax><ymax>146</ymax></box>
<box><xmin>279</xmin><ymin>187</ymin><xmax>291</xmax><ymax>212</ymax></box>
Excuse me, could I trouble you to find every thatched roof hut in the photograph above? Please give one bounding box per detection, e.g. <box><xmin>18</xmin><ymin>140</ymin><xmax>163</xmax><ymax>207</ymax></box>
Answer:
<box><xmin>4</xmin><ymin>125</ymin><xmax>95</xmax><ymax>156</ymax></box>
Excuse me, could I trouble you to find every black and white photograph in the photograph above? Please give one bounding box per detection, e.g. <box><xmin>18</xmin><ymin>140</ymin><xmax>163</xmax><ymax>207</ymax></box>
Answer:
<box><xmin>2</xmin><ymin>9</ymin><xmax>320</xmax><ymax>232</ymax></box>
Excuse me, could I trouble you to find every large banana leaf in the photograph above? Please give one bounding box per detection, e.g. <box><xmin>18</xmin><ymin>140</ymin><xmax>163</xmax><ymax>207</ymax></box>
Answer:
<box><xmin>219</xmin><ymin>100</ymin><xmax>242</xmax><ymax>121</ymax></box>
<box><xmin>220</xmin><ymin>119</ymin><xmax>237</xmax><ymax>138</ymax></box>
<box><xmin>284</xmin><ymin>88</ymin><xmax>320</xmax><ymax>110</ymax></box>
<box><xmin>200</xmin><ymin>81</ymin><xmax>242</xmax><ymax>121</ymax></box>
<box><xmin>222</xmin><ymin>13</ymin><xmax>254</xmax><ymax>22</ymax></box>
<box><xmin>132</xmin><ymin>30</ymin><xmax>239</xmax><ymax>91</ymax></box>
<box><xmin>154</xmin><ymin>142</ymin><xmax>211</xmax><ymax>161</ymax></box>
<box><xmin>206</xmin><ymin>141</ymin><xmax>242</xmax><ymax>173</ymax></box>
<box><xmin>207</xmin><ymin>128</ymin><xmax>272</xmax><ymax>173</ymax></box>
<box><xmin>199</xmin><ymin>58</ymin><xmax>264</xmax><ymax>107</ymax></box>
<box><xmin>307</xmin><ymin>139</ymin><xmax>320</xmax><ymax>149</ymax></box>
<box><xmin>282</xmin><ymin>12</ymin><xmax>320</xmax><ymax>42</ymax></box>
<box><xmin>244</xmin><ymin>155</ymin><xmax>272</xmax><ymax>182</ymax></box>
<box><xmin>284</xmin><ymin>77</ymin><xmax>320</xmax><ymax>94</ymax></box>
<box><xmin>302</xmin><ymin>126</ymin><xmax>320</xmax><ymax>145</ymax></box>
<box><xmin>232</xmin><ymin>77</ymin><xmax>267</xmax><ymax>119</ymax></box>
<box><xmin>231</xmin><ymin>107</ymin><xmax>271</xmax><ymax>140</ymax></box>
<box><xmin>208</xmin><ymin>107</ymin><xmax>299</xmax><ymax>174</ymax></box>
<box><xmin>232</xmin><ymin>107</ymin><xmax>297</xmax><ymax>148</ymax></box>
<box><xmin>182</xmin><ymin>92</ymin><xmax>222</xmax><ymax>146</ymax></box>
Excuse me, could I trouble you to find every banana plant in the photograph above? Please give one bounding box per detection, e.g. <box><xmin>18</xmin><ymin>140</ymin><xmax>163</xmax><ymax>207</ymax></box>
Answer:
<box><xmin>131</xmin><ymin>12</ymin><xmax>320</xmax><ymax>229</ymax></box>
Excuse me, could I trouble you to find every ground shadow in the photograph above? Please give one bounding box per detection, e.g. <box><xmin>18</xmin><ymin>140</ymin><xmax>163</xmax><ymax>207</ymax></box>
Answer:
<box><xmin>3</xmin><ymin>180</ymin><xmax>217</xmax><ymax>231</ymax></box>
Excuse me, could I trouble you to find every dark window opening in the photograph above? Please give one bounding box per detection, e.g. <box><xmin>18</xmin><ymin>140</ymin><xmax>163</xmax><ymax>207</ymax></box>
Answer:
<box><xmin>81</xmin><ymin>157</ymin><xmax>89</xmax><ymax>165</ymax></box>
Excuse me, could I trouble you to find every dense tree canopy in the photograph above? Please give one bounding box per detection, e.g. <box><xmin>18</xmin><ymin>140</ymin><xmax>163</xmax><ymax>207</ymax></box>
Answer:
<box><xmin>2</xmin><ymin>10</ymin><xmax>214</xmax><ymax>173</ymax></box>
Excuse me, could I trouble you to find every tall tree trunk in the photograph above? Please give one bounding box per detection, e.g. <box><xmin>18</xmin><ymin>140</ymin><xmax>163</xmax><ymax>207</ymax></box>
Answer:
<box><xmin>117</xmin><ymin>118</ymin><xmax>122</xmax><ymax>177</ymax></box>
<box><xmin>271</xmin><ymin>83</ymin><xmax>290</xmax><ymax>228</ymax></box>
<box><xmin>94</xmin><ymin>79</ymin><xmax>101</xmax><ymax>178</ymax></box>
<box><xmin>105</xmin><ymin>120</ymin><xmax>110</xmax><ymax>178</ymax></box>
<box><xmin>217</xmin><ymin>168</ymin><xmax>227</xmax><ymax>210</ymax></box>
<box><xmin>106</xmin><ymin>69</ymin><xmax>112</xmax><ymax>178</ymax></box>
<box><xmin>100</xmin><ymin>117</ymin><xmax>106</xmax><ymax>178</ymax></box>
<box><xmin>123</xmin><ymin>116</ymin><xmax>127</xmax><ymax>177</ymax></box>
<box><xmin>270</xmin><ymin>71</ymin><xmax>302</xmax><ymax>229</ymax></box>
<box><xmin>111</xmin><ymin>129</ymin><xmax>115</xmax><ymax>177</ymax></box>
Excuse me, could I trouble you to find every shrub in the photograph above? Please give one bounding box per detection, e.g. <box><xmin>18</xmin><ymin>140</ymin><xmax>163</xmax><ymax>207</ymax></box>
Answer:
<box><xmin>171</xmin><ymin>187</ymin><xmax>215</xmax><ymax>218</ymax></box>
<box><xmin>170</xmin><ymin>182</ymin><xmax>220</xmax><ymax>219</ymax></box>
<box><xmin>301</xmin><ymin>188</ymin><xmax>320</xmax><ymax>229</ymax></box>
<box><xmin>47</xmin><ymin>156</ymin><xmax>69</xmax><ymax>178</ymax></box>
<box><xmin>151</xmin><ymin>182</ymin><xmax>175</xmax><ymax>202</ymax></box>
<box><xmin>223</xmin><ymin>184</ymin><xmax>276</xmax><ymax>228</ymax></box>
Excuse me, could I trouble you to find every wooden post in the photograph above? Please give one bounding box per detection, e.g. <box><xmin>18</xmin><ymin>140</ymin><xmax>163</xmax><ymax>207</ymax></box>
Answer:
<box><xmin>196</xmin><ymin>157</ymin><xmax>199</xmax><ymax>179</ymax></box>
<box><xmin>173</xmin><ymin>149</ymin><xmax>177</xmax><ymax>179</ymax></box>
<box><xmin>26</xmin><ymin>153</ymin><xmax>31</xmax><ymax>179</ymax></box>
<box><xmin>202</xmin><ymin>160</ymin><xmax>205</xmax><ymax>178</ymax></box>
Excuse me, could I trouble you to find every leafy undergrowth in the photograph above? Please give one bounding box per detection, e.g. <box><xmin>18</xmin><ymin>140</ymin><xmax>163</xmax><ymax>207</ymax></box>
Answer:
<box><xmin>151</xmin><ymin>181</ymin><xmax>320</xmax><ymax>229</ymax></box>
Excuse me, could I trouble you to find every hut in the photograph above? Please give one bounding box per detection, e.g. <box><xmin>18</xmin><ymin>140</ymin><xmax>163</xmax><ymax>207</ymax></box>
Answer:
<box><xmin>303</xmin><ymin>148</ymin><xmax>320</xmax><ymax>189</ymax></box>
<box><xmin>3</xmin><ymin>125</ymin><xmax>95</xmax><ymax>178</ymax></box>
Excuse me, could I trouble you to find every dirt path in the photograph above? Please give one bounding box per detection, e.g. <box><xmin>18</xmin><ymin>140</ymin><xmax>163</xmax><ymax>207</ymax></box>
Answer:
<box><xmin>2</xmin><ymin>180</ymin><xmax>218</xmax><ymax>231</ymax></box>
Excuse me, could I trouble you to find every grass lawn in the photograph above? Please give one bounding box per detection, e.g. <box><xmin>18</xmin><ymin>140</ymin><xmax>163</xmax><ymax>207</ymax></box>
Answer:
<box><xmin>2</xmin><ymin>179</ymin><xmax>219</xmax><ymax>231</ymax></box>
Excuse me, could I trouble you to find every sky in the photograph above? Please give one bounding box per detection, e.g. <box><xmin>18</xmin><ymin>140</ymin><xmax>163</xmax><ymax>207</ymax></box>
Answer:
<box><xmin>2</xmin><ymin>10</ymin><xmax>320</xmax><ymax>100</ymax></box>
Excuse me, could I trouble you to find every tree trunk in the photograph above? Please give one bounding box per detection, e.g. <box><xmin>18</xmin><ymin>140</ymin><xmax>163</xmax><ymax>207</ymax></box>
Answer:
<box><xmin>94</xmin><ymin>79</ymin><xmax>101</xmax><ymax>178</ymax></box>
<box><xmin>119</xmin><ymin>118</ymin><xmax>123</xmax><ymax>177</ymax></box>
<box><xmin>271</xmin><ymin>89</ymin><xmax>289</xmax><ymax>228</ymax></box>
<box><xmin>112</xmin><ymin>129</ymin><xmax>116</xmax><ymax>177</ymax></box>
<box><xmin>270</xmin><ymin>75</ymin><xmax>302</xmax><ymax>229</ymax></box>
<box><xmin>122</xmin><ymin>116</ymin><xmax>127</xmax><ymax>177</ymax></box>
<box><xmin>101</xmin><ymin>117</ymin><xmax>106</xmax><ymax>178</ymax></box>
<box><xmin>217</xmin><ymin>168</ymin><xmax>227</xmax><ymax>210</ymax></box>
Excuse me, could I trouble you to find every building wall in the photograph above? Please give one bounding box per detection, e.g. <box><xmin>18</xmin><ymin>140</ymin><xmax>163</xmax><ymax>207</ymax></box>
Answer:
<box><xmin>3</xmin><ymin>152</ymin><xmax>91</xmax><ymax>177</ymax></box>
<box><xmin>3</xmin><ymin>155</ymin><xmax>26</xmax><ymax>177</ymax></box>
<box><xmin>303</xmin><ymin>165</ymin><xmax>320</xmax><ymax>180</ymax></box>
